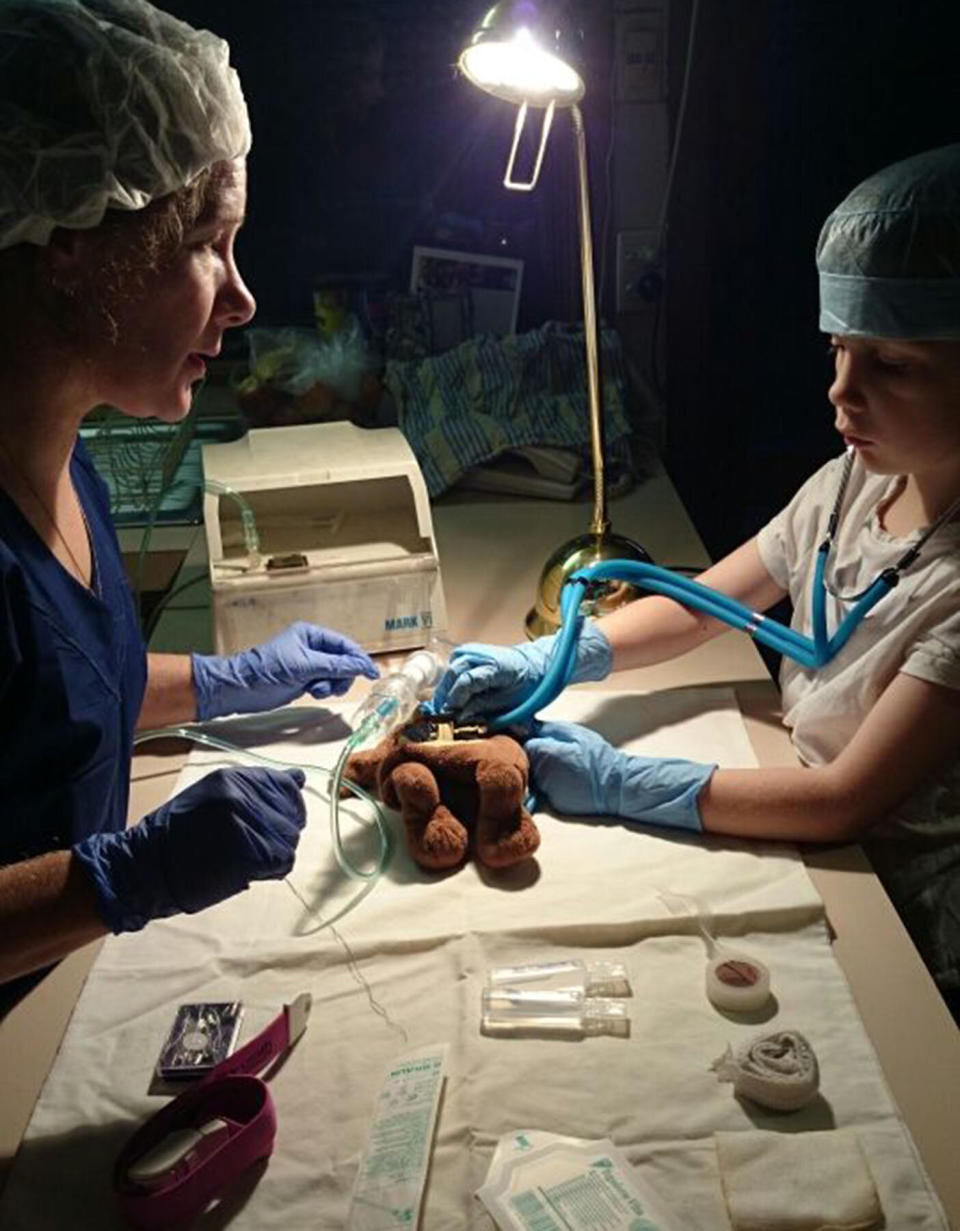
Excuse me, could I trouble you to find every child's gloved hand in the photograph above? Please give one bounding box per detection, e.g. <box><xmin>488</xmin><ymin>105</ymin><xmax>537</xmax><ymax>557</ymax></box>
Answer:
<box><xmin>524</xmin><ymin>720</ymin><xmax>716</xmax><ymax>832</ymax></box>
<box><xmin>192</xmin><ymin>622</ymin><xmax>379</xmax><ymax>720</ymax></box>
<box><xmin>72</xmin><ymin>767</ymin><xmax>307</xmax><ymax>933</ymax></box>
<box><xmin>431</xmin><ymin>623</ymin><xmax>612</xmax><ymax>718</ymax></box>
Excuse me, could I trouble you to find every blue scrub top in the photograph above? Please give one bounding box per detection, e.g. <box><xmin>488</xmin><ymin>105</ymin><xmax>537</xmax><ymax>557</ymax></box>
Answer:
<box><xmin>0</xmin><ymin>438</ymin><xmax>147</xmax><ymax>865</ymax></box>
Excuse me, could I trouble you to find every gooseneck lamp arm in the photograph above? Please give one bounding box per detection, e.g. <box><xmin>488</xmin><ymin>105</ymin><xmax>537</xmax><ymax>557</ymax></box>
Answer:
<box><xmin>570</xmin><ymin>103</ymin><xmax>609</xmax><ymax>539</ymax></box>
<box><xmin>484</xmin><ymin>98</ymin><xmax>608</xmax><ymax>537</ymax></box>
<box><xmin>459</xmin><ymin>2</ymin><xmax>649</xmax><ymax>635</ymax></box>
<box><xmin>502</xmin><ymin>99</ymin><xmax>608</xmax><ymax>536</ymax></box>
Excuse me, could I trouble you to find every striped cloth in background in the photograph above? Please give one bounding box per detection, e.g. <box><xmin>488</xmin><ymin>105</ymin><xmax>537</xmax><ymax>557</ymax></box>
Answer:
<box><xmin>383</xmin><ymin>321</ymin><xmax>635</xmax><ymax>497</ymax></box>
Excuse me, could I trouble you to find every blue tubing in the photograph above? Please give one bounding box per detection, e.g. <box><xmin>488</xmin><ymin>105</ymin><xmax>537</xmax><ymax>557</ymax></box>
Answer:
<box><xmin>576</xmin><ymin>561</ymin><xmax>814</xmax><ymax>654</ymax></box>
<box><xmin>812</xmin><ymin>547</ymin><xmax>830</xmax><ymax>655</ymax></box>
<box><xmin>490</xmin><ymin>582</ymin><xmax>586</xmax><ymax>730</ymax></box>
<box><xmin>811</xmin><ymin>550</ymin><xmax>893</xmax><ymax>666</ymax></box>
<box><xmin>486</xmin><ymin>557</ymin><xmax>896</xmax><ymax>729</ymax></box>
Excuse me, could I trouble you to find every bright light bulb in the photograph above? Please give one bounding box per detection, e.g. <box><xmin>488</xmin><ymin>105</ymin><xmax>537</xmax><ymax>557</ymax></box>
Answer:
<box><xmin>461</xmin><ymin>32</ymin><xmax>582</xmax><ymax>104</ymax></box>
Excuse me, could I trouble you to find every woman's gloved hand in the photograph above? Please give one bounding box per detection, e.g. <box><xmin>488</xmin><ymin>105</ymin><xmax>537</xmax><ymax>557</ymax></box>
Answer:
<box><xmin>192</xmin><ymin>621</ymin><xmax>379</xmax><ymax>720</ymax></box>
<box><xmin>430</xmin><ymin>623</ymin><xmax>612</xmax><ymax>719</ymax></box>
<box><xmin>525</xmin><ymin>719</ymin><xmax>716</xmax><ymax>832</ymax></box>
<box><xmin>72</xmin><ymin>767</ymin><xmax>307</xmax><ymax>933</ymax></box>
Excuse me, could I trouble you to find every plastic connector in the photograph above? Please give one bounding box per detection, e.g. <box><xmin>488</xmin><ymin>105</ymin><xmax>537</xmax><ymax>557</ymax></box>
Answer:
<box><xmin>350</xmin><ymin>647</ymin><xmax>448</xmax><ymax>743</ymax></box>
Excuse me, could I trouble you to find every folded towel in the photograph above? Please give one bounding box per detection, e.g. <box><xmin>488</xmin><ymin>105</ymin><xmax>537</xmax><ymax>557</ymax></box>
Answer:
<box><xmin>712</xmin><ymin>1029</ymin><xmax>820</xmax><ymax>1111</ymax></box>
<box><xmin>715</xmin><ymin>1129</ymin><xmax>883</xmax><ymax>1231</ymax></box>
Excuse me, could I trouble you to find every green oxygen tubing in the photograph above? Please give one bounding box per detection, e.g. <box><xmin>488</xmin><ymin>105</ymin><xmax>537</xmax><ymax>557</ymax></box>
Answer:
<box><xmin>132</xmin><ymin>725</ymin><xmax>390</xmax><ymax>929</ymax></box>
<box><xmin>132</xmin><ymin>645</ymin><xmax>450</xmax><ymax>924</ymax></box>
<box><xmin>485</xmin><ymin>449</ymin><xmax>959</xmax><ymax>731</ymax></box>
<box><xmin>329</xmin><ymin>644</ymin><xmax>449</xmax><ymax>877</ymax></box>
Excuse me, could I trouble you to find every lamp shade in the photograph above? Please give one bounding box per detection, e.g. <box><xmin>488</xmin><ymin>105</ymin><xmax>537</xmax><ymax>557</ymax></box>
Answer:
<box><xmin>459</xmin><ymin>1</ymin><xmax>585</xmax><ymax>107</ymax></box>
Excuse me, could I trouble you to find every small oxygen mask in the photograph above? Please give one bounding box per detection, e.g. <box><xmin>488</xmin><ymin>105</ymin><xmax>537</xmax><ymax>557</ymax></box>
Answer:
<box><xmin>350</xmin><ymin>639</ymin><xmax>452</xmax><ymax>744</ymax></box>
<box><xmin>329</xmin><ymin>639</ymin><xmax>452</xmax><ymax>884</ymax></box>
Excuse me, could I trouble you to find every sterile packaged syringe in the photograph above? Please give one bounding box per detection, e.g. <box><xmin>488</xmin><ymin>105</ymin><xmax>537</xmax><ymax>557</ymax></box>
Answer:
<box><xmin>345</xmin><ymin>1044</ymin><xmax>448</xmax><ymax>1230</ymax></box>
<box><xmin>481</xmin><ymin>988</ymin><xmax>630</xmax><ymax>1038</ymax></box>
<box><xmin>487</xmin><ymin>959</ymin><xmax>631</xmax><ymax>998</ymax></box>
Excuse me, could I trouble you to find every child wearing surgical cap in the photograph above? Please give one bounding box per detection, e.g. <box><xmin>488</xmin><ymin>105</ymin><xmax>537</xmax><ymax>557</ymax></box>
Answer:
<box><xmin>433</xmin><ymin>144</ymin><xmax>960</xmax><ymax>1020</ymax></box>
<box><xmin>0</xmin><ymin>0</ymin><xmax>379</xmax><ymax>986</ymax></box>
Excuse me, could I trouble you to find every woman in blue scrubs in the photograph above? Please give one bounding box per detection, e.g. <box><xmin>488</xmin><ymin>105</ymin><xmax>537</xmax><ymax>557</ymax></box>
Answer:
<box><xmin>0</xmin><ymin>0</ymin><xmax>378</xmax><ymax>985</ymax></box>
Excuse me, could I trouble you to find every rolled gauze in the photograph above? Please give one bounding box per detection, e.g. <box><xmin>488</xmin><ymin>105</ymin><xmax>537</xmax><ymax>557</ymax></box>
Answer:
<box><xmin>712</xmin><ymin>1029</ymin><xmax>820</xmax><ymax>1111</ymax></box>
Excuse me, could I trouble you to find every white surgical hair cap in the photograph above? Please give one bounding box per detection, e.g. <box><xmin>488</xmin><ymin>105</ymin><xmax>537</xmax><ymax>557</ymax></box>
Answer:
<box><xmin>0</xmin><ymin>0</ymin><xmax>251</xmax><ymax>251</ymax></box>
<box><xmin>817</xmin><ymin>143</ymin><xmax>960</xmax><ymax>340</ymax></box>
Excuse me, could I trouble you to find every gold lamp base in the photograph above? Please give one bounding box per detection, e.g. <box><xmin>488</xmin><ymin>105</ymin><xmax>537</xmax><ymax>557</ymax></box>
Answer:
<box><xmin>524</xmin><ymin>530</ymin><xmax>651</xmax><ymax>638</ymax></box>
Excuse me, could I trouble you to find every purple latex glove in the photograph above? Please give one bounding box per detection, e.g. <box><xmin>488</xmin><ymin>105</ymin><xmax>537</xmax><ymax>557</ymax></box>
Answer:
<box><xmin>192</xmin><ymin>621</ymin><xmax>379</xmax><ymax>720</ymax></box>
<box><xmin>525</xmin><ymin>719</ymin><xmax>716</xmax><ymax>832</ymax></box>
<box><xmin>73</xmin><ymin>767</ymin><xmax>307</xmax><ymax>933</ymax></box>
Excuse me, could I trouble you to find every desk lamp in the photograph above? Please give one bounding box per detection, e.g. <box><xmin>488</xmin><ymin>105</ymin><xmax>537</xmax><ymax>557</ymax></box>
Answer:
<box><xmin>459</xmin><ymin>0</ymin><xmax>649</xmax><ymax>636</ymax></box>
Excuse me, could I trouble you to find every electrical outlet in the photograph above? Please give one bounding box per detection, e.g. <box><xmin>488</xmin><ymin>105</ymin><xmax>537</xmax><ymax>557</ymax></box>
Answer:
<box><xmin>616</xmin><ymin>229</ymin><xmax>661</xmax><ymax>313</ymax></box>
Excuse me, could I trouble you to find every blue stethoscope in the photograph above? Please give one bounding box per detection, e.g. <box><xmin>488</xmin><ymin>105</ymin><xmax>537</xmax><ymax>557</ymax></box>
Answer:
<box><xmin>487</xmin><ymin>448</ymin><xmax>959</xmax><ymax>731</ymax></box>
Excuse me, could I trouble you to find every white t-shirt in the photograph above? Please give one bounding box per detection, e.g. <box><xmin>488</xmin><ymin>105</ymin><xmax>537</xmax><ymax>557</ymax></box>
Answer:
<box><xmin>757</xmin><ymin>454</ymin><xmax>960</xmax><ymax>990</ymax></box>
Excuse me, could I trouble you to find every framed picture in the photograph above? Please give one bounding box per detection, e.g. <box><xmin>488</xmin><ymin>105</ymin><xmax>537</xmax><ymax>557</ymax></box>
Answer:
<box><xmin>410</xmin><ymin>246</ymin><xmax>524</xmax><ymax>347</ymax></box>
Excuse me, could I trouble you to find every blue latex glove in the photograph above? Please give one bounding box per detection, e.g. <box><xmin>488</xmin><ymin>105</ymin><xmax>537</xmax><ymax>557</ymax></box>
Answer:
<box><xmin>431</xmin><ymin>623</ymin><xmax>612</xmax><ymax>719</ymax></box>
<box><xmin>525</xmin><ymin>719</ymin><xmax>716</xmax><ymax>832</ymax></box>
<box><xmin>192</xmin><ymin>622</ymin><xmax>379</xmax><ymax>720</ymax></box>
<box><xmin>73</xmin><ymin>767</ymin><xmax>307</xmax><ymax>933</ymax></box>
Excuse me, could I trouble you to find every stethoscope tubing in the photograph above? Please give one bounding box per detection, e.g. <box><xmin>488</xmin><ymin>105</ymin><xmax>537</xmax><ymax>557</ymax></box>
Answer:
<box><xmin>490</xmin><ymin>546</ymin><xmax>894</xmax><ymax>729</ymax></box>
<box><xmin>488</xmin><ymin>559</ymin><xmax>815</xmax><ymax>730</ymax></box>
<box><xmin>487</xmin><ymin>450</ymin><xmax>947</xmax><ymax>730</ymax></box>
<box><xmin>812</xmin><ymin>547</ymin><xmax>894</xmax><ymax>664</ymax></box>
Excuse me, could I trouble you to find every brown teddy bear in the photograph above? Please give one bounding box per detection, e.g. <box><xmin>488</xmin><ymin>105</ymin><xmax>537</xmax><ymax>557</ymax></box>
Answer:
<box><xmin>341</xmin><ymin>716</ymin><xmax>540</xmax><ymax>872</ymax></box>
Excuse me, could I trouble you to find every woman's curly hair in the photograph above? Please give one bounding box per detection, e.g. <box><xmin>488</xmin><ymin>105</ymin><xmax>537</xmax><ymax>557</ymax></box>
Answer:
<box><xmin>0</xmin><ymin>165</ymin><xmax>216</xmax><ymax>349</ymax></box>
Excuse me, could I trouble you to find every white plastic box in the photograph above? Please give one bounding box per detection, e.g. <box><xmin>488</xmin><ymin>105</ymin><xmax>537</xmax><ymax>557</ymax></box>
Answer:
<box><xmin>202</xmin><ymin>423</ymin><xmax>447</xmax><ymax>655</ymax></box>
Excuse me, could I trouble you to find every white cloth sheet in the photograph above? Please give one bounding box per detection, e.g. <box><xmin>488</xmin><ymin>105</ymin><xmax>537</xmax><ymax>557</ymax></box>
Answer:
<box><xmin>0</xmin><ymin>688</ymin><xmax>950</xmax><ymax>1229</ymax></box>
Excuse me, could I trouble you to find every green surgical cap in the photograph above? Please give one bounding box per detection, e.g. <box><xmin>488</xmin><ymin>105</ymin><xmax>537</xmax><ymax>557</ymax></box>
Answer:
<box><xmin>0</xmin><ymin>0</ymin><xmax>251</xmax><ymax>250</ymax></box>
<box><xmin>817</xmin><ymin>143</ymin><xmax>960</xmax><ymax>339</ymax></box>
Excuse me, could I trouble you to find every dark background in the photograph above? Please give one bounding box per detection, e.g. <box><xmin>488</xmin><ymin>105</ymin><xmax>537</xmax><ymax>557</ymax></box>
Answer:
<box><xmin>664</xmin><ymin>0</ymin><xmax>959</xmax><ymax>557</ymax></box>
<box><xmin>165</xmin><ymin>0</ymin><xmax>959</xmax><ymax>562</ymax></box>
<box><xmin>164</xmin><ymin>0</ymin><xmax>600</xmax><ymax>328</ymax></box>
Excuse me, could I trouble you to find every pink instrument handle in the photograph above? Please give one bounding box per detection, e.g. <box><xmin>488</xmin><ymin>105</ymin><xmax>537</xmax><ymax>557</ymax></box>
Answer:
<box><xmin>115</xmin><ymin>994</ymin><xmax>310</xmax><ymax>1229</ymax></box>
